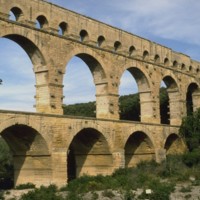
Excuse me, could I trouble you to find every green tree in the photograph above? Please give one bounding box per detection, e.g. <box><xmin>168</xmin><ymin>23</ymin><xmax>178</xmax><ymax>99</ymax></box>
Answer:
<box><xmin>179</xmin><ymin>108</ymin><xmax>200</xmax><ymax>167</ymax></box>
<box><xmin>160</xmin><ymin>87</ymin><xmax>170</xmax><ymax>124</ymax></box>
<box><xmin>119</xmin><ymin>93</ymin><xmax>140</xmax><ymax>121</ymax></box>
<box><xmin>0</xmin><ymin>137</ymin><xmax>13</xmax><ymax>189</ymax></box>
<box><xmin>179</xmin><ymin>108</ymin><xmax>200</xmax><ymax>151</ymax></box>
<box><xmin>63</xmin><ymin>102</ymin><xmax>95</xmax><ymax>117</ymax></box>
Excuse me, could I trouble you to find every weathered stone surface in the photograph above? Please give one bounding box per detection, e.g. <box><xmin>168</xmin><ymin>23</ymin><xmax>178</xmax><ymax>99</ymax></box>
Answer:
<box><xmin>0</xmin><ymin>110</ymin><xmax>186</xmax><ymax>187</ymax></box>
<box><xmin>0</xmin><ymin>0</ymin><xmax>199</xmax><ymax>187</ymax></box>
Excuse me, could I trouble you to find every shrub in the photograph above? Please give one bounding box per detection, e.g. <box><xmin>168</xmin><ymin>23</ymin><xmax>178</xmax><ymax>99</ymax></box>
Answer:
<box><xmin>179</xmin><ymin>108</ymin><xmax>200</xmax><ymax>151</ymax></box>
<box><xmin>138</xmin><ymin>181</ymin><xmax>175</xmax><ymax>200</ymax></box>
<box><xmin>15</xmin><ymin>183</ymin><xmax>35</xmax><ymax>190</ymax></box>
<box><xmin>182</xmin><ymin>148</ymin><xmax>200</xmax><ymax>167</ymax></box>
<box><xmin>180</xmin><ymin>186</ymin><xmax>192</xmax><ymax>193</ymax></box>
<box><xmin>91</xmin><ymin>191</ymin><xmax>99</xmax><ymax>200</ymax></box>
<box><xmin>19</xmin><ymin>184</ymin><xmax>63</xmax><ymax>200</ymax></box>
<box><xmin>65</xmin><ymin>191</ymin><xmax>82</xmax><ymax>200</ymax></box>
<box><xmin>124</xmin><ymin>190</ymin><xmax>135</xmax><ymax>200</ymax></box>
<box><xmin>102</xmin><ymin>190</ymin><xmax>115</xmax><ymax>198</ymax></box>
<box><xmin>0</xmin><ymin>191</ymin><xmax>4</xmax><ymax>200</ymax></box>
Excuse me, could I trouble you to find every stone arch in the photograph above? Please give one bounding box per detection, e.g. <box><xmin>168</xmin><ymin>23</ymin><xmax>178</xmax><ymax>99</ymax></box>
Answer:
<box><xmin>114</xmin><ymin>41</ymin><xmax>122</xmax><ymax>52</ymax></box>
<box><xmin>9</xmin><ymin>6</ymin><xmax>23</xmax><ymax>21</ymax></box>
<box><xmin>67</xmin><ymin>128</ymin><xmax>113</xmax><ymax>181</ymax></box>
<box><xmin>63</xmin><ymin>49</ymin><xmax>109</xmax><ymax>118</ymax></box>
<box><xmin>2</xmin><ymin>34</ymin><xmax>46</xmax><ymax>67</ymax></box>
<box><xmin>65</xmin><ymin>52</ymin><xmax>106</xmax><ymax>86</ymax></box>
<box><xmin>0</xmin><ymin>32</ymin><xmax>47</xmax><ymax>112</ymax></box>
<box><xmin>129</xmin><ymin>45</ymin><xmax>136</xmax><ymax>57</ymax></box>
<box><xmin>80</xmin><ymin>29</ymin><xmax>89</xmax><ymax>42</ymax></box>
<box><xmin>124</xmin><ymin>131</ymin><xmax>155</xmax><ymax>167</ymax></box>
<box><xmin>189</xmin><ymin>65</ymin><xmax>193</xmax><ymax>72</ymax></box>
<box><xmin>164</xmin><ymin>57</ymin><xmax>170</xmax><ymax>66</ymax></box>
<box><xmin>164</xmin><ymin>133</ymin><xmax>186</xmax><ymax>155</ymax></box>
<box><xmin>0</xmin><ymin>123</ymin><xmax>51</xmax><ymax>186</ymax></box>
<box><xmin>58</xmin><ymin>21</ymin><xmax>68</xmax><ymax>36</ymax></box>
<box><xmin>186</xmin><ymin>82</ymin><xmax>200</xmax><ymax>115</ymax></box>
<box><xmin>173</xmin><ymin>60</ymin><xmax>178</xmax><ymax>68</ymax></box>
<box><xmin>97</xmin><ymin>35</ymin><xmax>105</xmax><ymax>47</ymax></box>
<box><xmin>160</xmin><ymin>75</ymin><xmax>181</xmax><ymax>125</ymax></box>
<box><xmin>119</xmin><ymin>63</ymin><xmax>154</xmax><ymax>122</ymax></box>
<box><xmin>36</xmin><ymin>15</ymin><xmax>48</xmax><ymax>29</ymax></box>
<box><xmin>196</xmin><ymin>66</ymin><xmax>200</xmax><ymax>73</ymax></box>
<box><xmin>181</xmin><ymin>63</ymin><xmax>186</xmax><ymax>71</ymax></box>
<box><xmin>143</xmin><ymin>50</ymin><xmax>149</xmax><ymax>61</ymax></box>
<box><xmin>154</xmin><ymin>54</ymin><xmax>160</xmax><ymax>64</ymax></box>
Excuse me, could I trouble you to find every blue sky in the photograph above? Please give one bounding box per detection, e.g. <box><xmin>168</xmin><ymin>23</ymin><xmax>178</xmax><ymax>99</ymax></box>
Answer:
<box><xmin>1</xmin><ymin>0</ymin><xmax>200</xmax><ymax>111</ymax></box>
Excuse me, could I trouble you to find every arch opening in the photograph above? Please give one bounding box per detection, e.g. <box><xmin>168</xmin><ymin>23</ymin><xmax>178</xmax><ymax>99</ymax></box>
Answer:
<box><xmin>114</xmin><ymin>41</ymin><xmax>121</xmax><ymax>52</ymax></box>
<box><xmin>181</xmin><ymin>63</ymin><xmax>186</xmax><ymax>71</ymax></box>
<box><xmin>186</xmin><ymin>83</ymin><xmax>198</xmax><ymax>115</ymax></box>
<box><xmin>160</xmin><ymin>76</ymin><xmax>179</xmax><ymax>125</ymax></box>
<box><xmin>119</xmin><ymin>70</ymin><xmax>139</xmax><ymax>121</ymax></box>
<box><xmin>58</xmin><ymin>22</ymin><xmax>68</xmax><ymax>36</ymax></box>
<box><xmin>97</xmin><ymin>35</ymin><xmax>105</xmax><ymax>47</ymax></box>
<box><xmin>67</xmin><ymin>128</ymin><xmax>112</xmax><ymax>182</ymax></box>
<box><xmin>173</xmin><ymin>60</ymin><xmax>178</xmax><ymax>68</ymax></box>
<box><xmin>80</xmin><ymin>30</ymin><xmax>88</xmax><ymax>42</ymax></box>
<box><xmin>164</xmin><ymin>58</ymin><xmax>169</xmax><ymax>66</ymax></box>
<box><xmin>9</xmin><ymin>7</ymin><xmax>23</xmax><ymax>21</ymax></box>
<box><xmin>154</xmin><ymin>54</ymin><xmax>160</xmax><ymax>64</ymax></box>
<box><xmin>119</xmin><ymin>67</ymin><xmax>151</xmax><ymax>122</ymax></box>
<box><xmin>1</xmin><ymin>124</ymin><xmax>50</xmax><ymax>186</ymax></box>
<box><xmin>129</xmin><ymin>46</ymin><xmax>136</xmax><ymax>57</ymax></box>
<box><xmin>125</xmin><ymin>131</ymin><xmax>155</xmax><ymax>168</ymax></box>
<box><xmin>0</xmin><ymin>35</ymin><xmax>46</xmax><ymax>111</ymax></box>
<box><xmin>160</xmin><ymin>81</ymin><xmax>170</xmax><ymax>124</ymax></box>
<box><xmin>63</xmin><ymin>53</ymin><xmax>106</xmax><ymax>118</ymax></box>
<box><xmin>164</xmin><ymin>134</ymin><xmax>185</xmax><ymax>155</ymax></box>
<box><xmin>36</xmin><ymin>15</ymin><xmax>48</xmax><ymax>29</ymax></box>
<box><xmin>143</xmin><ymin>50</ymin><xmax>149</xmax><ymax>61</ymax></box>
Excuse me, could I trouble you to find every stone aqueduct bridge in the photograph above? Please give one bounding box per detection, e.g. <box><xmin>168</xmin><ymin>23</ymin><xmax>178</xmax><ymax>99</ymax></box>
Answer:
<box><xmin>0</xmin><ymin>0</ymin><xmax>200</xmax><ymax>186</ymax></box>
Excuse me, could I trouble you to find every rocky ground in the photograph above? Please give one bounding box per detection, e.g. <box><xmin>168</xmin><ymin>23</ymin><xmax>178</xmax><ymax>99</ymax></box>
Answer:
<box><xmin>2</xmin><ymin>182</ymin><xmax>200</xmax><ymax>200</ymax></box>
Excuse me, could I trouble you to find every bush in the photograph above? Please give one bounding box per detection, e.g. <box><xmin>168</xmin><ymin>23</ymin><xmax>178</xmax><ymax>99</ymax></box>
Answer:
<box><xmin>0</xmin><ymin>138</ymin><xmax>13</xmax><ymax>190</ymax></box>
<box><xmin>182</xmin><ymin>148</ymin><xmax>200</xmax><ymax>167</ymax></box>
<box><xmin>65</xmin><ymin>191</ymin><xmax>82</xmax><ymax>200</ymax></box>
<box><xmin>0</xmin><ymin>191</ymin><xmax>4</xmax><ymax>200</ymax></box>
<box><xmin>15</xmin><ymin>183</ymin><xmax>35</xmax><ymax>190</ymax></box>
<box><xmin>102</xmin><ymin>190</ymin><xmax>115</xmax><ymax>198</ymax></box>
<box><xmin>19</xmin><ymin>184</ymin><xmax>63</xmax><ymax>200</ymax></box>
<box><xmin>124</xmin><ymin>190</ymin><xmax>135</xmax><ymax>200</ymax></box>
<box><xmin>179</xmin><ymin>108</ymin><xmax>200</xmax><ymax>151</ymax></box>
<box><xmin>138</xmin><ymin>181</ymin><xmax>175</xmax><ymax>200</ymax></box>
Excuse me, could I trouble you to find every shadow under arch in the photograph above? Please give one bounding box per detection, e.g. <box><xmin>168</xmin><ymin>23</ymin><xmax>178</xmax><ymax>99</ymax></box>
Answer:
<box><xmin>67</xmin><ymin>128</ymin><xmax>112</xmax><ymax>182</ymax></box>
<box><xmin>164</xmin><ymin>133</ymin><xmax>186</xmax><ymax>155</ymax></box>
<box><xmin>186</xmin><ymin>82</ymin><xmax>199</xmax><ymax>115</ymax></box>
<box><xmin>3</xmin><ymin>34</ymin><xmax>46</xmax><ymax>66</ymax></box>
<box><xmin>124</xmin><ymin>131</ymin><xmax>155</xmax><ymax>168</ymax></box>
<box><xmin>1</xmin><ymin>124</ymin><xmax>50</xmax><ymax>186</ymax></box>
